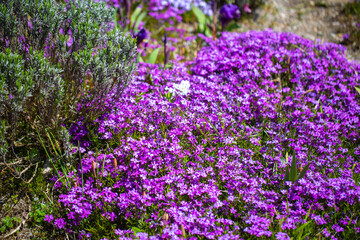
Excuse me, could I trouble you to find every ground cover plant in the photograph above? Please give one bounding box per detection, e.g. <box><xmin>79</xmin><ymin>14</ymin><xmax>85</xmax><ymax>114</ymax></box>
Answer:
<box><xmin>48</xmin><ymin>30</ymin><xmax>360</xmax><ymax>239</ymax></box>
<box><xmin>1</xmin><ymin>0</ymin><xmax>360</xmax><ymax>239</ymax></box>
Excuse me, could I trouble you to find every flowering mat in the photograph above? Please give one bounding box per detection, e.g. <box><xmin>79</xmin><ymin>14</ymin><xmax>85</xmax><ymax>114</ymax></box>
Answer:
<box><xmin>51</xmin><ymin>30</ymin><xmax>360</xmax><ymax>239</ymax></box>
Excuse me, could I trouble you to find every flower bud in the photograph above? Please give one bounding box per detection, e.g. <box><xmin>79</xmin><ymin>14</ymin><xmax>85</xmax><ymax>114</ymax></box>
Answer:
<box><xmin>113</xmin><ymin>158</ymin><xmax>118</xmax><ymax>169</ymax></box>
<box><xmin>133</xmin><ymin>28</ymin><xmax>147</xmax><ymax>46</ymax></box>
<box><xmin>162</xmin><ymin>212</ymin><xmax>169</xmax><ymax>228</ymax></box>
<box><xmin>92</xmin><ymin>160</ymin><xmax>96</xmax><ymax>177</ymax></box>
<box><xmin>181</xmin><ymin>224</ymin><xmax>186</xmax><ymax>238</ymax></box>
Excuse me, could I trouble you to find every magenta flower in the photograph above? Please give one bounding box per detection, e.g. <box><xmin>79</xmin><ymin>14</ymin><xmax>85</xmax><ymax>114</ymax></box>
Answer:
<box><xmin>44</xmin><ymin>214</ymin><xmax>54</xmax><ymax>223</ymax></box>
<box><xmin>275</xmin><ymin>232</ymin><xmax>290</xmax><ymax>240</ymax></box>
<box><xmin>27</xmin><ymin>20</ymin><xmax>33</xmax><ymax>30</ymax></box>
<box><xmin>54</xmin><ymin>218</ymin><xmax>66</xmax><ymax>229</ymax></box>
<box><xmin>243</xmin><ymin>3</ymin><xmax>251</xmax><ymax>13</ymax></box>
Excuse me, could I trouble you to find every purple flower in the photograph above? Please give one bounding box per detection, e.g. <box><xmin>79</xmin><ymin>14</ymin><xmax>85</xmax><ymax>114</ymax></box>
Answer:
<box><xmin>67</xmin><ymin>36</ymin><xmax>73</xmax><ymax>47</ymax></box>
<box><xmin>275</xmin><ymin>232</ymin><xmax>290</xmax><ymax>240</ymax></box>
<box><xmin>219</xmin><ymin>4</ymin><xmax>240</xmax><ymax>26</ymax></box>
<box><xmin>323</xmin><ymin>228</ymin><xmax>331</xmax><ymax>237</ymax></box>
<box><xmin>332</xmin><ymin>224</ymin><xmax>344</xmax><ymax>233</ymax></box>
<box><xmin>136</xmin><ymin>232</ymin><xmax>148</xmax><ymax>240</ymax></box>
<box><xmin>51</xmin><ymin>30</ymin><xmax>360</xmax><ymax>239</ymax></box>
<box><xmin>133</xmin><ymin>28</ymin><xmax>147</xmax><ymax>46</ymax></box>
<box><xmin>27</xmin><ymin>20</ymin><xmax>33</xmax><ymax>30</ymax></box>
<box><xmin>54</xmin><ymin>218</ymin><xmax>66</xmax><ymax>229</ymax></box>
<box><xmin>44</xmin><ymin>214</ymin><xmax>54</xmax><ymax>223</ymax></box>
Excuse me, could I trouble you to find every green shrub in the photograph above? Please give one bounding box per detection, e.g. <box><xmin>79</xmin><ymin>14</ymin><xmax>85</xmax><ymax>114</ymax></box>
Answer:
<box><xmin>0</xmin><ymin>0</ymin><xmax>136</xmax><ymax>181</ymax></box>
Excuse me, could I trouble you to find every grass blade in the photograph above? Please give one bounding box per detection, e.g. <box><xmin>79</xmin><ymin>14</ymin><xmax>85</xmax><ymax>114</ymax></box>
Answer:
<box><xmin>289</xmin><ymin>156</ymin><xmax>297</xmax><ymax>182</ymax></box>
<box><xmin>146</xmin><ymin>48</ymin><xmax>160</xmax><ymax>64</ymax></box>
<box><xmin>284</xmin><ymin>165</ymin><xmax>289</xmax><ymax>182</ymax></box>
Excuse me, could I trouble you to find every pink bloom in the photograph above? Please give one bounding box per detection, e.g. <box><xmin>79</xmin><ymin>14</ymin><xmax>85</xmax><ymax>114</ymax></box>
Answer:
<box><xmin>243</xmin><ymin>3</ymin><xmax>252</xmax><ymax>13</ymax></box>
<box><xmin>44</xmin><ymin>214</ymin><xmax>54</xmax><ymax>223</ymax></box>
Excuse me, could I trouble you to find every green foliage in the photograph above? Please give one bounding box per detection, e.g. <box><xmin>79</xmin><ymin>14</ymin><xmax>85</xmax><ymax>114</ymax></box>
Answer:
<box><xmin>0</xmin><ymin>2</ymin><xmax>136</xmax><ymax>238</ymax></box>
<box><xmin>290</xmin><ymin>206</ymin><xmax>313</xmax><ymax>239</ymax></box>
<box><xmin>0</xmin><ymin>216</ymin><xmax>21</xmax><ymax>233</ymax></box>
<box><xmin>284</xmin><ymin>152</ymin><xmax>310</xmax><ymax>183</ymax></box>
<box><xmin>355</xmin><ymin>86</ymin><xmax>360</xmax><ymax>96</ymax></box>
<box><xmin>0</xmin><ymin>0</ymin><xmax>137</xmax><ymax>178</ymax></box>
<box><xmin>352</xmin><ymin>163</ymin><xmax>360</xmax><ymax>186</ymax></box>
<box><xmin>146</xmin><ymin>48</ymin><xmax>161</xmax><ymax>64</ymax></box>
<box><xmin>192</xmin><ymin>6</ymin><xmax>212</xmax><ymax>37</ymax></box>
<box><xmin>29</xmin><ymin>202</ymin><xmax>47</xmax><ymax>224</ymax></box>
<box><xmin>129</xmin><ymin>7</ymin><xmax>148</xmax><ymax>31</ymax></box>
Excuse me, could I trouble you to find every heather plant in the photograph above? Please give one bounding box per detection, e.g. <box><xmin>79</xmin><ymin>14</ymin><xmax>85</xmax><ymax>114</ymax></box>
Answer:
<box><xmin>0</xmin><ymin>1</ymin><xmax>136</xmax><ymax>236</ymax></box>
<box><xmin>0</xmin><ymin>0</ymin><xmax>136</xmax><ymax>170</ymax></box>
<box><xmin>47</xmin><ymin>30</ymin><xmax>360</xmax><ymax>239</ymax></box>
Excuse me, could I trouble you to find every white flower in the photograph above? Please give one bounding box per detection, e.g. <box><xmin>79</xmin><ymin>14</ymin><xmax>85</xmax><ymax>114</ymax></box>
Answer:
<box><xmin>173</xmin><ymin>80</ymin><xmax>191</xmax><ymax>95</ymax></box>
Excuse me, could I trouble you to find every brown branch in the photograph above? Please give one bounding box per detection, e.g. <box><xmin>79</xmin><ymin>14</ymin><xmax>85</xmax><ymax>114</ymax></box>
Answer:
<box><xmin>24</xmin><ymin>162</ymin><xmax>38</xmax><ymax>184</ymax></box>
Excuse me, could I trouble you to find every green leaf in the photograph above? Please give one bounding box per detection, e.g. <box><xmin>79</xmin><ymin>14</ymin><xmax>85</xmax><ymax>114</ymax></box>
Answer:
<box><xmin>146</xmin><ymin>48</ymin><xmax>160</xmax><ymax>64</ymax></box>
<box><xmin>286</xmin><ymin>198</ymin><xmax>289</xmax><ymax>215</ymax></box>
<box><xmin>60</xmin><ymin>164</ymin><xmax>71</xmax><ymax>189</ymax></box>
<box><xmin>289</xmin><ymin>156</ymin><xmax>297</xmax><ymax>182</ymax></box>
<box><xmin>294</xmin><ymin>220</ymin><xmax>312</xmax><ymax>239</ymax></box>
<box><xmin>352</xmin><ymin>163</ymin><xmax>357</xmax><ymax>171</ymax></box>
<box><xmin>134</xmin><ymin>12</ymin><xmax>147</xmax><ymax>30</ymax></box>
<box><xmin>304</xmin><ymin>205</ymin><xmax>312</xmax><ymax>221</ymax></box>
<box><xmin>137</xmin><ymin>55</ymin><xmax>144</xmax><ymax>63</ymax></box>
<box><xmin>319</xmin><ymin>100</ymin><xmax>323</xmax><ymax>114</ymax></box>
<box><xmin>192</xmin><ymin>5</ymin><xmax>206</xmax><ymax>32</ymax></box>
<box><xmin>284</xmin><ymin>165</ymin><xmax>289</xmax><ymax>182</ymax></box>
<box><xmin>298</xmin><ymin>163</ymin><xmax>310</xmax><ymax>180</ymax></box>
<box><xmin>130</xmin><ymin>7</ymin><xmax>142</xmax><ymax>28</ymax></box>
<box><xmin>132</xmin><ymin>227</ymin><xmax>143</xmax><ymax>235</ymax></box>
<box><xmin>355</xmin><ymin>86</ymin><xmax>360</xmax><ymax>95</ymax></box>
<box><xmin>113</xmin><ymin>10</ymin><xmax>118</xmax><ymax>30</ymax></box>
<box><xmin>204</xmin><ymin>27</ymin><xmax>212</xmax><ymax>38</ymax></box>
<box><xmin>100</xmin><ymin>154</ymin><xmax>106</xmax><ymax>179</ymax></box>
<box><xmin>279</xmin><ymin>217</ymin><xmax>285</xmax><ymax>231</ymax></box>
<box><xmin>226</xmin><ymin>22</ymin><xmax>241</xmax><ymax>31</ymax></box>
<box><xmin>203</xmin><ymin>116</ymin><xmax>220</xmax><ymax>137</ymax></box>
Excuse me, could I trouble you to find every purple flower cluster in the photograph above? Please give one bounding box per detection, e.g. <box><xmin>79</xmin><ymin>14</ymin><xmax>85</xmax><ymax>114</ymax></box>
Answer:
<box><xmin>97</xmin><ymin>0</ymin><xmax>213</xmax><ymax>21</ymax></box>
<box><xmin>147</xmin><ymin>0</ymin><xmax>213</xmax><ymax>20</ymax></box>
<box><xmin>219</xmin><ymin>4</ymin><xmax>241</xmax><ymax>26</ymax></box>
<box><xmin>53</xmin><ymin>30</ymin><xmax>360</xmax><ymax>239</ymax></box>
